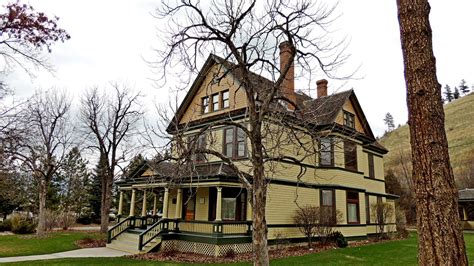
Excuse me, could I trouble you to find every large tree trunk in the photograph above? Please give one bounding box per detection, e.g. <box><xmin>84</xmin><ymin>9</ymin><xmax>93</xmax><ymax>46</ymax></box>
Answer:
<box><xmin>396</xmin><ymin>0</ymin><xmax>468</xmax><ymax>264</ymax></box>
<box><xmin>100</xmin><ymin>174</ymin><xmax>112</xmax><ymax>233</ymax></box>
<box><xmin>36</xmin><ymin>179</ymin><xmax>47</xmax><ymax>234</ymax></box>
<box><xmin>251</xmin><ymin>124</ymin><xmax>269</xmax><ymax>266</ymax></box>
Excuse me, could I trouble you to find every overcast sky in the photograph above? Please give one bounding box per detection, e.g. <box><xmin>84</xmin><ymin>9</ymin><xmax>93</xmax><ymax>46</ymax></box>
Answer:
<box><xmin>4</xmin><ymin>0</ymin><xmax>474</xmax><ymax>137</ymax></box>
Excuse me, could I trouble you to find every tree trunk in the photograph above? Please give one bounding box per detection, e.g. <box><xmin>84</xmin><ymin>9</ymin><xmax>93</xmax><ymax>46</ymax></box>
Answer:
<box><xmin>36</xmin><ymin>179</ymin><xmax>47</xmax><ymax>234</ymax></box>
<box><xmin>396</xmin><ymin>0</ymin><xmax>468</xmax><ymax>264</ymax></box>
<box><xmin>100</xmin><ymin>174</ymin><xmax>112</xmax><ymax>233</ymax></box>
<box><xmin>251</xmin><ymin>125</ymin><xmax>269</xmax><ymax>266</ymax></box>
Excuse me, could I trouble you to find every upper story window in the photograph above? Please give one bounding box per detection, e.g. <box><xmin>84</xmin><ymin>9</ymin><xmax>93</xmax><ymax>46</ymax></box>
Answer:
<box><xmin>368</xmin><ymin>153</ymin><xmax>375</xmax><ymax>178</ymax></box>
<box><xmin>222</xmin><ymin>90</ymin><xmax>230</xmax><ymax>109</ymax></box>
<box><xmin>188</xmin><ymin>134</ymin><xmax>207</xmax><ymax>162</ymax></box>
<box><xmin>347</xmin><ymin>191</ymin><xmax>360</xmax><ymax>224</ymax></box>
<box><xmin>343</xmin><ymin>111</ymin><xmax>355</xmax><ymax>128</ymax></box>
<box><xmin>202</xmin><ymin>97</ymin><xmax>210</xmax><ymax>114</ymax></box>
<box><xmin>344</xmin><ymin>141</ymin><xmax>357</xmax><ymax>171</ymax></box>
<box><xmin>319</xmin><ymin>137</ymin><xmax>333</xmax><ymax>166</ymax></box>
<box><xmin>223</xmin><ymin>126</ymin><xmax>246</xmax><ymax>158</ymax></box>
<box><xmin>212</xmin><ymin>93</ymin><xmax>219</xmax><ymax>111</ymax></box>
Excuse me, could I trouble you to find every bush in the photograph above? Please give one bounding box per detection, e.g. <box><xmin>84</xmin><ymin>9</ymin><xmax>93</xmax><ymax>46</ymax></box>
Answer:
<box><xmin>0</xmin><ymin>219</ymin><xmax>12</xmax><ymax>232</ymax></box>
<box><xmin>223</xmin><ymin>248</ymin><xmax>237</xmax><ymax>259</ymax></box>
<box><xmin>329</xmin><ymin>231</ymin><xmax>348</xmax><ymax>248</ymax></box>
<box><xmin>10</xmin><ymin>214</ymin><xmax>36</xmax><ymax>234</ymax></box>
<box><xmin>77</xmin><ymin>215</ymin><xmax>92</xmax><ymax>225</ymax></box>
<box><xmin>44</xmin><ymin>209</ymin><xmax>58</xmax><ymax>231</ymax></box>
<box><xmin>58</xmin><ymin>212</ymin><xmax>76</xmax><ymax>230</ymax></box>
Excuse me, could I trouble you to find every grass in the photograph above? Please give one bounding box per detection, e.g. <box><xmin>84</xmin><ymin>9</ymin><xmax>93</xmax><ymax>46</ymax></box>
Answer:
<box><xmin>379</xmin><ymin>92</ymin><xmax>474</xmax><ymax>179</ymax></box>
<box><xmin>5</xmin><ymin>233</ymin><xmax>474</xmax><ymax>265</ymax></box>
<box><xmin>0</xmin><ymin>231</ymin><xmax>104</xmax><ymax>258</ymax></box>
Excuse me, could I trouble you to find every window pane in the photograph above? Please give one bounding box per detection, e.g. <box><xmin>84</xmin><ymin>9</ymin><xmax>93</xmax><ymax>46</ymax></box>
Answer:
<box><xmin>222</xmin><ymin>91</ymin><xmax>229</xmax><ymax>108</ymax></box>
<box><xmin>237</xmin><ymin>141</ymin><xmax>245</xmax><ymax>157</ymax></box>
<box><xmin>202</xmin><ymin>97</ymin><xmax>209</xmax><ymax>113</ymax></box>
<box><xmin>225</xmin><ymin>143</ymin><xmax>233</xmax><ymax>157</ymax></box>
<box><xmin>365</xmin><ymin>195</ymin><xmax>370</xmax><ymax>223</ymax></box>
<box><xmin>344</xmin><ymin>141</ymin><xmax>357</xmax><ymax>171</ymax></box>
<box><xmin>320</xmin><ymin>138</ymin><xmax>333</xmax><ymax>166</ymax></box>
<box><xmin>322</xmin><ymin>190</ymin><xmax>333</xmax><ymax>206</ymax></box>
<box><xmin>347</xmin><ymin>191</ymin><xmax>358</xmax><ymax>201</ymax></box>
<box><xmin>348</xmin><ymin>203</ymin><xmax>358</xmax><ymax>223</ymax></box>
<box><xmin>212</xmin><ymin>94</ymin><xmax>219</xmax><ymax>111</ymax></box>
<box><xmin>222</xmin><ymin>198</ymin><xmax>236</xmax><ymax>220</ymax></box>
<box><xmin>368</xmin><ymin>154</ymin><xmax>375</xmax><ymax>178</ymax></box>
<box><xmin>225</xmin><ymin>128</ymin><xmax>234</xmax><ymax>143</ymax></box>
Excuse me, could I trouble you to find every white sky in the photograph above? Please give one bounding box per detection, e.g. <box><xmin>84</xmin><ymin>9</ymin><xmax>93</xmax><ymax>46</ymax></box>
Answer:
<box><xmin>5</xmin><ymin>0</ymin><xmax>474</xmax><ymax>137</ymax></box>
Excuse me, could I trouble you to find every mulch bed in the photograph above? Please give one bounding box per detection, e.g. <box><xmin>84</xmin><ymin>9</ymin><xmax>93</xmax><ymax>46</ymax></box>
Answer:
<box><xmin>75</xmin><ymin>238</ymin><xmax>106</xmax><ymax>248</ymax></box>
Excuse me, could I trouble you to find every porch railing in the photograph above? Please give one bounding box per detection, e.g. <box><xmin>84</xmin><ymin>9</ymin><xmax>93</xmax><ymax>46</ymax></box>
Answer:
<box><xmin>174</xmin><ymin>219</ymin><xmax>252</xmax><ymax>235</ymax></box>
<box><xmin>107</xmin><ymin>216</ymin><xmax>133</xmax><ymax>243</ymax></box>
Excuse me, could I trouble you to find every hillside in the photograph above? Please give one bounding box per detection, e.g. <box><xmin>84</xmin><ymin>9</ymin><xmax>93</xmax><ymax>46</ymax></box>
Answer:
<box><xmin>379</xmin><ymin>93</ymin><xmax>474</xmax><ymax>185</ymax></box>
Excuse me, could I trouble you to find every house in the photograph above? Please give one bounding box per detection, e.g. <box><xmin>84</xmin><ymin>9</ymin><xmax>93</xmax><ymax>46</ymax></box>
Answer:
<box><xmin>107</xmin><ymin>42</ymin><xmax>397</xmax><ymax>256</ymax></box>
<box><xmin>459</xmin><ymin>188</ymin><xmax>474</xmax><ymax>230</ymax></box>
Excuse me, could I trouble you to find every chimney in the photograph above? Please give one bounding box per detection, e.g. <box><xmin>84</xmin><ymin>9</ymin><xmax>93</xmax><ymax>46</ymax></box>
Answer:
<box><xmin>279</xmin><ymin>41</ymin><xmax>296</xmax><ymax>110</ymax></box>
<box><xmin>316</xmin><ymin>79</ymin><xmax>328</xmax><ymax>98</ymax></box>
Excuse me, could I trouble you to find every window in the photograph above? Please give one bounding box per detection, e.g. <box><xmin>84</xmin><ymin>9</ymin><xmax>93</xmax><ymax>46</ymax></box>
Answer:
<box><xmin>365</xmin><ymin>194</ymin><xmax>370</xmax><ymax>224</ymax></box>
<box><xmin>202</xmin><ymin>96</ymin><xmax>209</xmax><ymax>114</ymax></box>
<box><xmin>368</xmin><ymin>153</ymin><xmax>375</xmax><ymax>178</ymax></box>
<box><xmin>223</xmin><ymin>126</ymin><xmax>247</xmax><ymax>158</ymax></box>
<box><xmin>344</xmin><ymin>141</ymin><xmax>358</xmax><ymax>171</ymax></box>
<box><xmin>212</xmin><ymin>93</ymin><xmax>219</xmax><ymax>111</ymax></box>
<box><xmin>222</xmin><ymin>198</ymin><xmax>237</xmax><ymax>220</ymax></box>
<box><xmin>222</xmin><ymin>90</ymin><xmax>229</xmax><ymax>109</ymax></box>
<box><xmin>188</xmin><ymin>134</ymin><xmax>207</xmax><ymax>162</ymax></box>
<box><xmin>376</xmin><ymin>196</ymin><xmax>383</xmax><ymax>224</ymax></box>
<box><xmin>320</xmin><ymin>189</ymin><xmax>335</xmax><ymax>224</ymax></box>
<box><xmin>347</xmin><ymin>191</ymin><xmax>360</xmax><ymax>224</ymax></box>
<box><xmin>343</xmin><ymin>111</ymin><xmax>355</xmax><ymax>128</ymax></box>
<box><xmin>319</xmin><ymin>137</ymin><xmax>333</xmax><ymax>166</ymax></box>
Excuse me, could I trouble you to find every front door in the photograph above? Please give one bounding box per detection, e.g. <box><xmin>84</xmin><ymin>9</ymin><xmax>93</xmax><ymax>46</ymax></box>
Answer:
<box><xmin>182</xmin><ymin>189</ymin><xmax>196</xmax><ymax>221</ymax></box>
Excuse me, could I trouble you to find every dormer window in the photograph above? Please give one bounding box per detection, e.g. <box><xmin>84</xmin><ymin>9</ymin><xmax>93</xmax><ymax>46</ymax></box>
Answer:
<box><xmin>343</xmin><ymin>111</ymin><xmax>355</xmax><ymax>128</ymax></box>
<box><xmin>202</xmin><ymin>97</ymin><xmax>209</xmax><ymax>114</ymax></box>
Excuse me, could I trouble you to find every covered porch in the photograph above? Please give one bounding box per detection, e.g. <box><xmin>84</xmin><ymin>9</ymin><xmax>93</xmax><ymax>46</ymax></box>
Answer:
<box><xmin>459</xmin><ymin>188</ymin><xmax>474</xmax><ymax>230</ymax></box>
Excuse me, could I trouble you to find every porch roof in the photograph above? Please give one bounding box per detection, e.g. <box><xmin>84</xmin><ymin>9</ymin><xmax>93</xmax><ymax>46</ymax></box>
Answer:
<box><xmin>459</xmin><ymin>188</ymin><xmax>474</xmax><ymax>202</ymax></box>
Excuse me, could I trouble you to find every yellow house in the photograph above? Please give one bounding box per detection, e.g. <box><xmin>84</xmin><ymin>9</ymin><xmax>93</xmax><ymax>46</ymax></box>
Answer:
<box><xmin>107</xmin><ymin>44</ymin><xmax>397</xmax><ymax>256</ymax></box>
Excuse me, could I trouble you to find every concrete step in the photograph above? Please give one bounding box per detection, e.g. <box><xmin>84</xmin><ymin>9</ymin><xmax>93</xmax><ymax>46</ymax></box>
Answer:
<box><xmin>106</xmin><ymin>242</ymin><xmax>140</xmax><ymax>254</ymax></box>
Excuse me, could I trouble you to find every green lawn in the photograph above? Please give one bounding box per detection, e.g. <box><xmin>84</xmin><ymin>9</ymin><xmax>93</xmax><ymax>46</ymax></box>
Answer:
<box><xmin>5</xmin><ymin>233</ymin><xmax>474</xmax><ymax>265</ymax></box>
<box><xmin>0</xmin><ymin>231</ymin><xmax>104</xmax><ymax>258</ymax></box>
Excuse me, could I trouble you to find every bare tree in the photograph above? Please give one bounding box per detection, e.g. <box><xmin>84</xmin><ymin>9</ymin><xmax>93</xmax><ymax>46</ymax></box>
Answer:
<box><xmin>80</xmin><ymin>83</ymin><xmax>143</xmax><ymax>233</ymax></box>
<box><xmin>2</xmin><ymin>89</ymin><xmax>72</xmax><ymax>234</ymax></box>
<box><xmin>154</xmin><ymin>1</ymin><xmax>349</xmax><ymax>264</ymax></box>
<box><xmin>396</xmin><ymin>0</ymin><xmax>467</xmax><ymax>264</ymax></box>
<box><xmin>370</xmin><ymin>201</ymin><xmax>394</xmax><ymax>240</ymax></box>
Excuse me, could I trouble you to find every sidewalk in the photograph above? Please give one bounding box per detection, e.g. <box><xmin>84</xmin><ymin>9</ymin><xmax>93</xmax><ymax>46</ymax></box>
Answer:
<box><xmin>0</xmin><ymin>248</ymin><xmax>131</xmax><ymax>263</ymax></box>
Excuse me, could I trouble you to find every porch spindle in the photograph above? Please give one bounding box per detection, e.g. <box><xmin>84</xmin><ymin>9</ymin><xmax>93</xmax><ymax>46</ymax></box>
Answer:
<box><xmin>141</xmin><ymin>190</ymin><xmax>147</xmax><ymax>217</ymax></box>
<box><xmin>118</xmin><ymin>191</ymin><xmax>124</xmax><ymax>216</ymax></box>
<box><xmin>129</xmin><ymin>188</ymin><xmax>136</xmax><ymax>216</ymax></box>
<box><xmin>162</xmin><ymin>188</ymin><xmax>169</xmax><ymax>219</ymax></box>
<box><xmin>216</xmin><ymin>187</ymin><xmax>222</xmax><ymax>221</ymax></box>
<box><xmin>175</xmin><ymin>188</ymin><xmax>183</xmax><ymax>219</ymax></box>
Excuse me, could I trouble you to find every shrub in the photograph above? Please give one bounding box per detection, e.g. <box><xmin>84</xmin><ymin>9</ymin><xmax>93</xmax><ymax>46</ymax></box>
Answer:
<box><xmin>58</xmin><ymin>212</ymin><xmax>76</xmax><ymax>230</ymax></box>
<box><xmin>329</xmin><ymin>231</ymin><xmax>348</xmax><ymax>248</ymax></box>
<box><xmin>0</xmin><ymin>219</ymin><xmax>12</xmax><ymax>232</ymax></box>
<box><xmin>223</xmin><ymin>248</ymin><xmax>237</xmax><ymax>259</ymax></box>
<box><xmin>77</xmin><ymin>215</ymin><xmax>92</xmax><ymax>225</ymax></box>
<box><xmin>10</xmin><ymin>214</ymin><xmax>36</xmax><ymax>234</ymax></box>
<box><xmin>44</xmin><ymin>209</ymin><xmax>59</xmax><ymax>231</ymax></box>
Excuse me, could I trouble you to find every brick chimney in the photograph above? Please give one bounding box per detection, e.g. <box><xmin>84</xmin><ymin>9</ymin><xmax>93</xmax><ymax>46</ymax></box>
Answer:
<box><xmin>316</xmin><ymin>79</ymin><xmax>328</xmax><ymax>98</ymax></box>
<box><xmin>279</xmin><ymin>41</ymin><xmax>296</xmax><ymax>110</ymax></box>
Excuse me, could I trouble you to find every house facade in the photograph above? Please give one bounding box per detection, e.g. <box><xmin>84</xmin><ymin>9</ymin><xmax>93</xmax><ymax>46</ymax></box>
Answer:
<box><xmin>107</xmin><ymin>43</ymin><xmax>397</xmax><ymax>256</ymax></box>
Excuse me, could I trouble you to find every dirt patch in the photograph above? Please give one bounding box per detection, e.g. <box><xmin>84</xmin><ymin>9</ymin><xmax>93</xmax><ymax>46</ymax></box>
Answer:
<box><xmin>75</xmin><ymin>238</ymin><xmax>106</xmax><ymax>248</ymax></box>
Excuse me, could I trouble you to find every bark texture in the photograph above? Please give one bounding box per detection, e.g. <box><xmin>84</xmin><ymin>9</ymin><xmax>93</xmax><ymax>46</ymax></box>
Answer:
<box><xmin>36</xmin><ymin>180</ymin><xmax>47</xmax><ymax>234</ymax></box>
<box><xmin>396</xmin><ymin>0</ymin><xmax>468</xmax><ymax>264</ymax></box>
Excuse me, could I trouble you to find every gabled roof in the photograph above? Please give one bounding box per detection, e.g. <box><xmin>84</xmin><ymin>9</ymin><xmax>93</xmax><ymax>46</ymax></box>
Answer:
<box><xmin>167</xmin><ymin>54</ymin><xmax>386</xmax><ymax>152</ymax></box>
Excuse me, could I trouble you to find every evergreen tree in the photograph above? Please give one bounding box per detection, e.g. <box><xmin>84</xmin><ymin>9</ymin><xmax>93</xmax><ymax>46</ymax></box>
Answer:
<box><xmin>89</xmin><ymin>154</ymin><xmax>106</xmax><ymax>222</ymax></box>
<box><xmin>383</xmin><ymin>112</ymin><xmax>395</xmax><ymax>132</ymax></box>
<box><xmin>443</xmin><ymin>84</ymin><xmax>453</xmax><ymax>102</ymax></box>
<box><xmin>453</xmin><ymin>87</ymin><xmax>460</xmax><ymax>99</ymax></box>
<box><xmin>123</xmin><ymin>154</ymin><xmax>147</xmax><ymax>180</ymax></box>
<box><xmin>459</xmin><ymin>79</ymin><xmax>470</xmax><ymax>95</ymax></box>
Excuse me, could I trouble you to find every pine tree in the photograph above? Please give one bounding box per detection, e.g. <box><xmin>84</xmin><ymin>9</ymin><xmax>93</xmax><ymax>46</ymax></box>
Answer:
<box><xmin>453</xmin><ymin>87</ymin><xmax>460</xmax><ymax>99</ymax></box>
<box><xmin>89</xmin><ymin>155</ymin><xmax>106</xmax><ymax>222</ymax></box>
<box><xmin>383</xmin><ymin>112</ymin><xmax>395</xmax><ymax>132</ymax></box>
<box><xmin>443</xmin><ymin>84</ymin><xmax>453</xmax><ymax>102</ymax></box>
<box><xmin>123</xmin><ymin>154</ymin><xmax>147</xmax><ymax>180</ymax></box>
<box><xmin>459</xmin><ymin>79</ymin><xmax>470</xmax><ymax>95</ymax></box>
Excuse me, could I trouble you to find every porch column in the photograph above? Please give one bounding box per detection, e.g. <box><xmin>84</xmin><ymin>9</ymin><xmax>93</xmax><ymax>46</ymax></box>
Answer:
<box><xmin>463</xmin><ymin>206</ymin><xmax>468</xmax><ymax>221</ymax></box>
<box><xmin>216</xmin><ymin>187</ymin><xmax>222</xmax><ymax>221</ymax></box>
<box><xmin>175</xmin><ymin>188</ymin><xmax>183</xmax><ymax>219</ymax></box>
<box><xmin>141</xmin><ymin>190</ymin><xmax>147</xmax><ymax>216</ymax></box>
<box><xmin>162</xmin><ymin>188</ymin><xmax>169</xmax><ymax>219</ymax></box>
<box><xmin>246</xmin><ymin>192</ymin><xmax>252</xmax><ymax>221</ymax></box>
<box><xmin>152</xmin><ymin>192</ymin><xmax>157</xmax><ymax>215</ymax></box>
<box><xmin>118</xmin><ymin>191</ymin><xmax>124</xmax><ymax>216</ymax></box>
<box><xmin>129</xmin><ymin>188</ymin><xmax>136</xmax><ymax>216</ymax></box>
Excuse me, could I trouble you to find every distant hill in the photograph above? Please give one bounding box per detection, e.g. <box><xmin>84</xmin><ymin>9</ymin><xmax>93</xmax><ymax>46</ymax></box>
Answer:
<box><xmin>379</xmin><ymin>93</ymin><xmax>474</xmax><ymax>185</ymax></box>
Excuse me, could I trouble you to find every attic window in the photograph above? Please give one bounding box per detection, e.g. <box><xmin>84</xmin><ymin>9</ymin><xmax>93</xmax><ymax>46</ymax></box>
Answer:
<box><xmin>202</xmin><ymin>97</ymin><xmax>210</xmax><ymax>114</ymax></box>
<box><xmin>212</xmin><ymin>93</ymin><xmax>219</xmax><ymax>111</ymax></box>
<box><xmin>343</xmin><ymin>111</ymin><xmax>355</xmax><ymax>128</ymax></box>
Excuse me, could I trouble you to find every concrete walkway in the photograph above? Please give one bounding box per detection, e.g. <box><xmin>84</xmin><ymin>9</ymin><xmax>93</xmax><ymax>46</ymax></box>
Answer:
<box><xmin>0</xmin><ymin>247</ymin><xmax>131</xmax><ymax>263</ymax></box>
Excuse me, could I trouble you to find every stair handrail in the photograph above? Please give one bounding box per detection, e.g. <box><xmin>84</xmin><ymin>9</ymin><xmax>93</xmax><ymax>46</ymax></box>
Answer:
<box><xmin>107</xmin><ymin>216</ymin><xmax>134</xmax><ymax>243</ymax></box>
<box><xmin>138</xmin><ymin>218</ymin><xmax>169</xmax><ymax>251</ymax></box>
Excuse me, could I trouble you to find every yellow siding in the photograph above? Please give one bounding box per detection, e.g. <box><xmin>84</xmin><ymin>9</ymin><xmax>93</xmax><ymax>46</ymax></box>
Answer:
<box><xmin>374</xmin><ymin>155</ymin><xmax>385</xmax><ymax>180</ymax></box>
<box><xmin>359</xmin><ymin>192</ymin><xmax>366</xmax><ymax>225</ymax></box>
<box><xmin>364</xmin><ymin>179</ymin><xmax>386</xmax><ymax>194</ymax></box>
<box><xmin>195</xmin><ymin>187</ymin><xmax>209</xmax><ymax>221</ymax></box>
<box><xmin>334</xmin><ymin>100</ymin><xmax>365</xmax><ymax>133</ymax></box>
<box><xmin>167</xmin><ymin>189</ymin><xmax>178</xmax><ymax>219</ymax></box>
<box><xmin>180</xmin><ymin>64</ymin><xmax>248</xmax><ymax>124</ymax></box>
<box><xmin>336</xmin><ymin>190</ymin><xmax>347</xmax><ymax>224</ymax></box>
